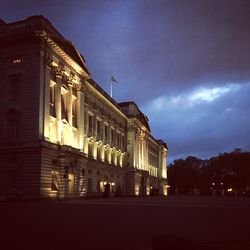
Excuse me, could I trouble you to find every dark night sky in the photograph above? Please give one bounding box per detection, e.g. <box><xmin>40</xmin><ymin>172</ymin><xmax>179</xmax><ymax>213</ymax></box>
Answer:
<box><xmin>1</xmin><ymin>0</ymin><xmax>250</xmax><ymax>163</ymax></box>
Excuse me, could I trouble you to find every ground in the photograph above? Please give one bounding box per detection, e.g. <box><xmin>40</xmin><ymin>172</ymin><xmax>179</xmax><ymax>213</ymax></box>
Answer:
<box><xmin>1</xmin><ymin>196</ymin><xmax>250</xmax><ymax>250</ymax></box>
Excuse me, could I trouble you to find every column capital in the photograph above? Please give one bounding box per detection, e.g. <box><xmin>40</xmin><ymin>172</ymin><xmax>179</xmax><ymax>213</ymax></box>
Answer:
<box><xmin>45</xmin><ymin>55</ymin><xmax>53</xmax><ymax>68</ymax></box>
<box><xmin>52</xmin><ymin>65</ymin><xmax>64</xmax><ymax>78</ymax></box>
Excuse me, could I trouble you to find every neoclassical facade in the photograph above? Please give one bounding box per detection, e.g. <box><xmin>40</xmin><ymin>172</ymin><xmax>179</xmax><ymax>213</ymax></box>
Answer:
<box><xmin>0</xmin><ymin>16</ymin><xmax>168</xmax><ymax>200</ymax></box>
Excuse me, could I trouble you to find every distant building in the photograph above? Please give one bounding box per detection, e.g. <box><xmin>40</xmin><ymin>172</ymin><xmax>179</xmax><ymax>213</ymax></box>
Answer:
<box><xmin>0</xmin><ymin>16</ymin><xmax>168</xmax><ymax>199</ymax></box>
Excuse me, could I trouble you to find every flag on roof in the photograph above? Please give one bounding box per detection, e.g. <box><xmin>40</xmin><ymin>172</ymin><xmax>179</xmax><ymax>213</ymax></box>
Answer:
<box><xmin>111</xmin><ymin>76</ymin><xmax>118</xmax><ymax>83</ymax></box>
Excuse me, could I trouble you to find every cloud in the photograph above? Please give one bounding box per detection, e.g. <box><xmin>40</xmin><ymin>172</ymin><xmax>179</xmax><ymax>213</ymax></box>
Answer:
<box><xmin>147</xmin><ymin>83</ymin><xmax>241</xmax><ymax>111</ymax></box>
<box><xmin>142</xmin><ymin>82</ymin><xmax>250</xmax><ymax>162</ymax></box>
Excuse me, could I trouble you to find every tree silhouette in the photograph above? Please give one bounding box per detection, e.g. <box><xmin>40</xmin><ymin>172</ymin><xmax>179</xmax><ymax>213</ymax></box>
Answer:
<box><xmin>168</xmin><ymin>150</ymin><xmax>250</xmax><ymax>196</ymax></box>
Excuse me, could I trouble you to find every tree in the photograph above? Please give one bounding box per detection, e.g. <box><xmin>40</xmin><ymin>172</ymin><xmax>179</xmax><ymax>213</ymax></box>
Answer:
<box><xmin>168</xmin><ymin>150</ymin><xmax>250</xmax><ymax>196</ymax></box>
<box><xmin>168</xmin><ymin>156</ymin><xmax>202</xmax><ymax>194</ymax></box>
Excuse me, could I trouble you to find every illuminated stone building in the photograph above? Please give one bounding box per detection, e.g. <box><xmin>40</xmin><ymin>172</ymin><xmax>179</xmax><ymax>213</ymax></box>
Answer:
<box><xmin>0</xmin><ymin>16</ymin><xmax>168</xmax><ymax>200</ymax></box>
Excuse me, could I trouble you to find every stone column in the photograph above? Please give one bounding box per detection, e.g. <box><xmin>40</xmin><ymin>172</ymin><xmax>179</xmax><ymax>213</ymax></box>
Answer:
<box><xmin>144</xmin><ymin>139</ymin><xmax>148</xmax><ymax>172</ymax></box>
<box><xmin>93</xmin><ymin>115</ymin><xmax>97</xmax><ymax>138</ymax></box>
<box><xmin>108</xmin><ymin>125</ymin><xmax>111</xmax><ymax>146</ymax></box>
<box><xmin>159</xmin><ymin>147</ymin><xmax>167</xmax><ymax>179</ymax></box>
<box><xmin>41</xmin><ymin>58</ymin><xmax>51</xmax><ymax>140</ymax></box>
<box><xmin>141</xmin><ymin>136</ymin><xmax>145</xmax><ymax>170</ymax></box>
<box><xmin>54</xmin><ymin>67</ymin><xmax>63</xmax><ymax>143</ymax></box>
<box><xmin>78</xmin><ymin>87</ymin><xmax>84</xmax><ymax>151</ymax></box>
<box><xmin>101</xmin><ymin>144</ymin><xmax>105</xmax><ymax>162</ymax></box>
<box><xmin>129</xmin><ymin>130</ymin><xmax>135</xmax><ymax>167</ymax></box>
<box><xmin>137</xmin><ymin>132</ymin><xmax>141</xmax><ymax>169</ymax></box>
<box><xmin>67</xmin><ymin>85</ymin><xmax>72</xmax><ymax>126</ymax></box>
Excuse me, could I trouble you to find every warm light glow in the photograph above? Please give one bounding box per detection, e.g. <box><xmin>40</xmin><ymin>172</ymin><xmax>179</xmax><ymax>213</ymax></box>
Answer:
<box><xmin>93</xmin><ymin>142</ymin><xmax>97</xmax><ymax>159</ymax></box>
<box><xmin>13</xmin><ymin>58</ymin><xmax>21</xmax><ymax>64</ymax></box>
<box><xmin>135</xmin><ymin>185</ymin><xmax>140</xmax><ymax>196</ymax></box>
<box><xmin>212</xmin><ymin>182</ymin><xmax>215</xmax><ymax>186</ymax></box>
<box><xmin>104</xmin><ymin>182</ymin><xmax>107</xmax><ymax>185</ymax></box>
<box><xmin>227</xmin><ymin>188</ymin><xmax>233</xmax><ymax>192</ymax></box>
<box><xmin>111</xmin><ymin>182</ymin><xmax>115</xmax><ymax>186</ymax></box>
<box><xmin>48</xmin><ymin>118</ymin><xmax>58</xmax><ymax>143</ymax></box>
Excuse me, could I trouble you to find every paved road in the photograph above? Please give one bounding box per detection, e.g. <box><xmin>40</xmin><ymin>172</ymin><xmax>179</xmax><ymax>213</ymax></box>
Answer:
<box><xmin>1</xmin><ymin>196</ymin><xmax>250</xmax><ymax>250</ymax></box>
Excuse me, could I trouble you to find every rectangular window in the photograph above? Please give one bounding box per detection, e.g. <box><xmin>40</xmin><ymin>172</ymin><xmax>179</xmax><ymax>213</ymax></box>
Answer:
<box><xmin>105</xmin><ymin>149</ymin><xmax>109</xmax><ymax>163</ymax></box>
<box><xmin>7</xmin><ymin>112</ymin><xmax>20</xmax><ymax>144</ymax></box>
<box><xmin>88</xmin><ymin>143</ymin><xmax>92</xmax><ymax>158</ymax></box>
<box><xmin>87</xmin><ymin>178</ymin><xmax>92</xmax><ymax>192</ymax></box>
<box><xmin>97</xmin><ymin>120</ymin><xmax>101</xmax><ymax>140</ymax></box>
<box><xmin>104</xmin><ymin>125</ymin><xmax>108</xmax><ymax>143</ymax></box>
<box><xmin>9</xmin><ymin>75</ymin><xmax>21</xmax><ymax>102</ymax></box>
<box><xmin>97</xmin><ymin>146</ymin><xmax>102</xmax><ymax>161</ymax></box>
<box><xmin>13</xmin><ymin>58</ymin><xmax>21</xmax><ymax>64</ymax></box>
<box><xmin>88</xmin><ymin>115</ymin><xmax>93</xmax><ymax>135</ymax></box>
<box><xmin>117</xmin><ymin>133</ymin><xmax>120</xmax><ymax>149</ymax></box>
<box><xmin>50</xmin><ymin>82</ymin><xmax>56</xmax><ymax>117</ymax></box>
<box><xmin>72</xmin><ymin>96</ymin><xmax>77</xmax><ymax>128</ymax></box>
<box><xmin>111</xmin><ymin>129</ymin><xmax>115</xmax><ymax>146</ymax></box>
<box><xmin>121</xmin><ymin>136</ymin><xmax>125</xmax><ymax>151</ymax></box>
<box><xmin>61</xmin><ymin>87</ymin><xmax>68</xmax><ymax>121</ymax></box>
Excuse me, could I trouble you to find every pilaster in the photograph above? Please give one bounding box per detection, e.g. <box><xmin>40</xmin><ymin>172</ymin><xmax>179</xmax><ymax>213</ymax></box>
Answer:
<box><xmin>42</xmin><ymin>58</ymin><xmax>51</xmax><ymax>140</ymax></box>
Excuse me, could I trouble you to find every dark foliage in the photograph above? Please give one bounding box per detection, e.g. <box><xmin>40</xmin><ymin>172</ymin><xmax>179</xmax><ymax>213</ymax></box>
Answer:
<box><xmin>168</xmin><ymin>150</ymin><xmax>250</xmax><ymax>196</ymax></box>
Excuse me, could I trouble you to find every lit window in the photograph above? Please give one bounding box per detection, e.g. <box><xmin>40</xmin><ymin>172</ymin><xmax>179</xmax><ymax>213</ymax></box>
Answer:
<box><xmin>97</xmin><ymin>146</ymin><xmax>102</xmax><ymax>161</ymax></box>
<box><xmin>88</xmin><ymin>115</ymin><xmax>93</xmax><ymax>135</ymax></box>
<box><xmin>61</xmin><ymin>86</ymin><xmax>68</xmax><ymax>121</ymax></box>
<box><xmin>50</xmin><ymin>82</ymin><xmax>56</xmax><ymax>117</ymax></box>
<box><xmin>51</xmin><ymin>171</ymin><xmax>59</xmax><ymax>191</ymax></box>
<box><xmin>13</xmin><ymin>58</ymin><xmax>21</xmax><ymax>64</ymax></box>
<box><xmin>72</xmin><ymin>87</ymin><xmax>77</xmax><ymax>128</ymax></box>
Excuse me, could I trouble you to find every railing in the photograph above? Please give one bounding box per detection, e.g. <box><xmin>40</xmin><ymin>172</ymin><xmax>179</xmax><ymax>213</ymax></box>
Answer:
<box><xmin>1</xmin><ymin>16</ymin><xmax>64</xmax><ymax>40</ymax></box>
<box><xmin>9</xmin><ymin>22</ymin><xmax>27</xmax><ymax>31</ymax></box>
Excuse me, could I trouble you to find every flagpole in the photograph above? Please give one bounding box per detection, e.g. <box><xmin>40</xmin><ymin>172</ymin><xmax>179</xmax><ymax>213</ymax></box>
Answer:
<box><xmin>110</xmin><ymin>76</ymin><xmax>117</xmax><ymax>98</ymax></box>
<box><xmin>110</xmin><ymin>78</ymin><xmax>113</xmax><ymax>98</ymax></box>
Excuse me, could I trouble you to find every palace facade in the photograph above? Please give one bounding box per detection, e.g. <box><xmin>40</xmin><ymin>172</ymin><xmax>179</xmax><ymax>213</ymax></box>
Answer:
<box><xmin>0</xmin><ymin>16</ymin><xmax>168</xmax><ymax>200</ymax></box>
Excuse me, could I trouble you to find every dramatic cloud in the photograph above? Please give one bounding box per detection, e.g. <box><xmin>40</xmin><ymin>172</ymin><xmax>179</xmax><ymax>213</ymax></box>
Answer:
<box><xmin>1</xmin><ymin>0</ymin><xmax>250</xmax><ymax>161</ymax></box>
<box><xmin>142</xmin><ymin>82</ymin><xmax>250</xmax><ymax>162</ymax></box>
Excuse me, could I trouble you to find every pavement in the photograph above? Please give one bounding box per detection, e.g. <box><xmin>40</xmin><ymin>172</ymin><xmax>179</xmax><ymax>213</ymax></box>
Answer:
<box><xmin>1</xmin><ymin>196</ymin><xmax>250</xmax><ymax>250</ymax></box>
